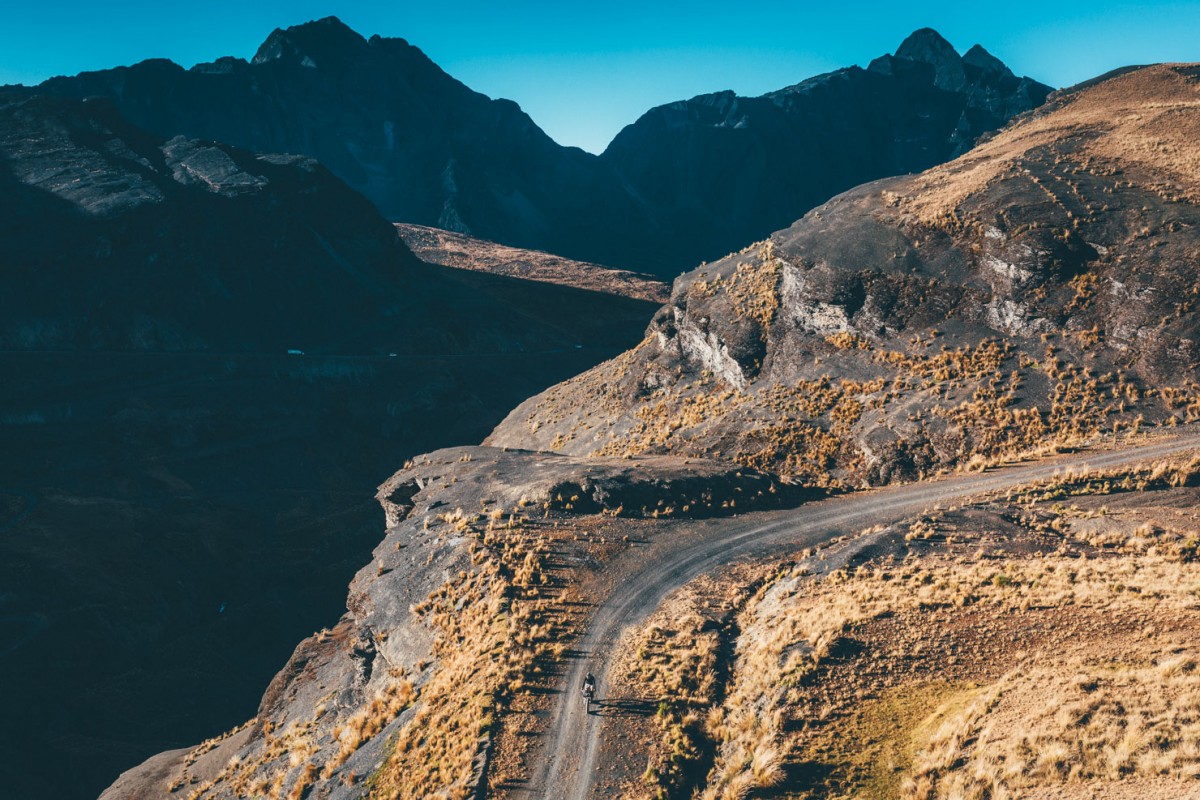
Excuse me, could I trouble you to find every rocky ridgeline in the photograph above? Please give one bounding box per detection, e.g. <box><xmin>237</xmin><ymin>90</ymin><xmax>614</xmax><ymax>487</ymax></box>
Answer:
<box><xmin>24</xmin><ymin>21</ymin><xmax>1048</xmax><ymax>276</ymax></box>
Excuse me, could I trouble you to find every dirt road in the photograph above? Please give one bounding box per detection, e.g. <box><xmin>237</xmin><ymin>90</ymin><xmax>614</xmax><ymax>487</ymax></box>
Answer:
<box><xmin>514</xmin><ymin>431</ymin><xmax>1200</xmax><ymax>800</ymax></box>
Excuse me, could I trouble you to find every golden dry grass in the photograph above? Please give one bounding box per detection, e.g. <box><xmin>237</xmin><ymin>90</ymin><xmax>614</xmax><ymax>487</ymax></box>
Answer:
<box><xmin>368</xmin><ymin>511</ymin><xmax>573</xmax><ymax>799</ymax></box>
<box><xmin>689</xmin><ymin>463</ymin><xmax>1200</xmax><ymax>799</ymax></box>
<box><xmin>906</xmin><ymin>652</ymin><xmax>1200</xmax><ymax>799</ymax></box>
<box><xmin>902</xmin><ymin>65</ymin><xmax>1200</xmax><ymax>222</ymax></box>
<box><xmin>609</xmin><ymin>572</ymin><xmax>769</xmax><ymax>800</ymax></box>
<box><xmin>171</xmin><ymin>507</ymin><xmax>579</xmax><ymax>800</ymax></box>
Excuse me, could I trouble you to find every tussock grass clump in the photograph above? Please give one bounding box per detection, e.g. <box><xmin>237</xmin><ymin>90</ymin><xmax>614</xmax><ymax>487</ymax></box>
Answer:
<box><xmin>615</xmin><ymin>574</ymin><xmax>766</xmax><ymax>800</ymax></box>
<box><xmin>369</xmin><ymin>512</ymin><xmax>572</xmax><ymax>799</ymax></box>
<box><xmin>697</xmin><ymin>474</ymin><xmax>1200</xmax><ymax>799</ymax></box>
<box><xmin>904</xmin><ymin>653</ymin><xmax>1200</xmax><ymax>799</ymax></box>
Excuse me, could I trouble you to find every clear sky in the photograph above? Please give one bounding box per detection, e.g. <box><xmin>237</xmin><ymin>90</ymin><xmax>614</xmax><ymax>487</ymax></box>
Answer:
<box><xmin>3</xmin><ymin>1</ymin><xmax>1199</xmax><ymax>153</ymax></box>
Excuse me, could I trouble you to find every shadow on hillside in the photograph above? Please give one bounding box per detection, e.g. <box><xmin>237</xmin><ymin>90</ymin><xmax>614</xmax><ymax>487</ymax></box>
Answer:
<box><xmin>590</xmin><ymin>697</ymin><xmax>658</xmax><ymax>717</ymax></box>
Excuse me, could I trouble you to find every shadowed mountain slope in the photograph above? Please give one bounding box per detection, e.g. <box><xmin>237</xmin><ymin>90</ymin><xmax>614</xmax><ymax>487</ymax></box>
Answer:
<box><xmin>0</xmin><ymin>93</ymin><xmax>657</xmax><ymax>800</ymax></box>
<box><xmin>24</xmin><ymin>22</ymin><xmax>1048</xmax><ymax>276</ymax></box>
<box><xmin>598</xmin><ymin>28</ymin><xmax>1052</xmax><ymax>270</ymax></box>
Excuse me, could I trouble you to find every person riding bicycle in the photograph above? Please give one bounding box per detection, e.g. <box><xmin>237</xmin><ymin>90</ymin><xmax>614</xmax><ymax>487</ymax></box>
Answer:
<box><xmin>582</xmin><ymin>671</ymin><xmax>596</xmax><ymax>698</ymax></box>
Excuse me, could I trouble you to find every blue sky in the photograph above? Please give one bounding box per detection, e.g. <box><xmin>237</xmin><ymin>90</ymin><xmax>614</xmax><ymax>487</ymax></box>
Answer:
<box><xmin>3</xmin><ymin>1</ymin><xmax>1199</xmax><ymax>153</ymax></box>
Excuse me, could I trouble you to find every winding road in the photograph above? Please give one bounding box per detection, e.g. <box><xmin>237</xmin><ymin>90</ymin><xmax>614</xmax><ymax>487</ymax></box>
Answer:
<box><xmin>513</xmin><ymin>430</ymin><xmax>1200</xmax><ymax>800</ymax></box>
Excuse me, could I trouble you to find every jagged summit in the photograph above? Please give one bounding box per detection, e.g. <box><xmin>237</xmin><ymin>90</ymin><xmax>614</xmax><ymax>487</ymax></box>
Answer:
<box><xmin>870</xmin><ymin>30</ymin><xmax>1023</xmax><ymax>90</ymax></box>
<box><xmin>252</xmin><ymin>16</ymin><xmax>369</xmax><ymax>66</ymax></box>
<box><xmin>894</xmin><ymin>27</ymin><xmax>961</xmax><ymax>66</ymax></box>
<box><xmin>963</xmin><ymin>42</ymin><xmax>1013</xmax><ymax>76</ymax></box>
<box><xmin>893</xmin><ymin>27</ymin><xmax>966</xmax><ymax>89</ymax></box>
<box><xmin>870</xmin><ymin>29</ymin><xmax>953</xmax><ymax>89</ymax></box>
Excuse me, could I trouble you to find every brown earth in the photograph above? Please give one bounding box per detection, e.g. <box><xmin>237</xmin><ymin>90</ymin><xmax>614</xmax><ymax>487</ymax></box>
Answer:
<box><xmin>395</xmin><ymin>223</ymin><xmax>670</xmax><ymax>303</ymax></box>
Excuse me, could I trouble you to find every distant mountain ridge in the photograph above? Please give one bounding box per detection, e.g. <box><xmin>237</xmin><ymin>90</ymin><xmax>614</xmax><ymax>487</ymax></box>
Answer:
<box><xmin>22</xmin><ymin>20</ymin><xmax>1051</xmax><ymax>276</ymax></box>
<box><xmin>602</xmin><ymin>27</ymin><xmax>1052</xmax><ymax>269</ymax></box>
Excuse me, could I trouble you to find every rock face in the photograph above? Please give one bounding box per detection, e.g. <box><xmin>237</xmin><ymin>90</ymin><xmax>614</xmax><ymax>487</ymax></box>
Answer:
<box><xmin>0</xmin><ymin>94</ymin><xmax>659</xmax><ymax>800</ymax></box>
<box><xmin>23</xmin><ymin>20</ymin><xmax>1048</xmax><ymax>276</ymax></box>
<box><xmin>490</xmin><ymin>64</ymin><xmax>1200</xmax><ymax>484</ymax></box>
<box><xmin>598</xmin><ymin>28</ymin><xmax>1052</xmax><ymax>270</ymax></box>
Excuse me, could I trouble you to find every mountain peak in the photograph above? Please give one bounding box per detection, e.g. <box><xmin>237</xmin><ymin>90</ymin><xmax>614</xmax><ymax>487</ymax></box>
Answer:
<box><xmin>894</xmin><ymin>27</ymin><xmax>965</xmax><ymax>91</ymax></box>
<box><xmin>962</xmin><ymin>43</ymin><xmax>1014</xmax><ymax>77</ymax></box>
<box><xmin>895</xmin><ymin>28</ymin><xmax>958</xmax><ymax>60</ymax></box>
<box><xmin>252</xmin><ymin>16</ymin><xmax>367</xmax><ymax>67</ymax></box>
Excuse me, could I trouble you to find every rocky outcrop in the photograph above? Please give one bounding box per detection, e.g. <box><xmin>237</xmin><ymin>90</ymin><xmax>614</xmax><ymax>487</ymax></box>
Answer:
<box><xmin>394</xmin><ymin>223</ymin><xmax>670</xmax><ymax>303</ymax></box>
<box><xmin>490</xmin><ymin>64</ymin><xmax>1200</xmax><ymax>484</ymax></box>
<box><xmin>22</xmin><ymin>21</ymin><xmax>1049</xmax><ymax>276</ymax></box>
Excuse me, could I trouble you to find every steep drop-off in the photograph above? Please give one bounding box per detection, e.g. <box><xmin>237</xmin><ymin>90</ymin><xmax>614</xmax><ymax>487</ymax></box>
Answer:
<box><xmin>0</xmin><ymin>94</ymin><xmax>657</xmax><ymax>800</ymax></box>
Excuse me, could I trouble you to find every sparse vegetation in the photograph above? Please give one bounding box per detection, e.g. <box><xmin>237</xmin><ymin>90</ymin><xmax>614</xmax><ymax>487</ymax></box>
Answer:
<box><xmin>611</xmin><ymin>573</ymin><xmax>767</xmax><ymax>800</ymax></box>
<box><xmin>679</xmin><ymin>461</ymin><xmax>1200</xmax><ymax>799</ymax></box>
<box><xmin>369</xmin><ymin>508</ymin><xmax>575</xmax><ymax>799</ymax></box>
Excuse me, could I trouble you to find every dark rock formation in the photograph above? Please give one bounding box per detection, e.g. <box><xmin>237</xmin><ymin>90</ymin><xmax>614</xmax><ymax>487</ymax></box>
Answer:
<box><xmin>599</xmin><ymin>28</ymin><xmax>1052</xmax><ymax>270</ymax></box>
<box><xmin>22</xmin><ymin>21</ymin><xmax>1049</xmax><ymax>276</ymax></box>
<box><xmin>0</xmin><ymin>93</ymin><xmax>416</xmax><ymax>353</ymax></box>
